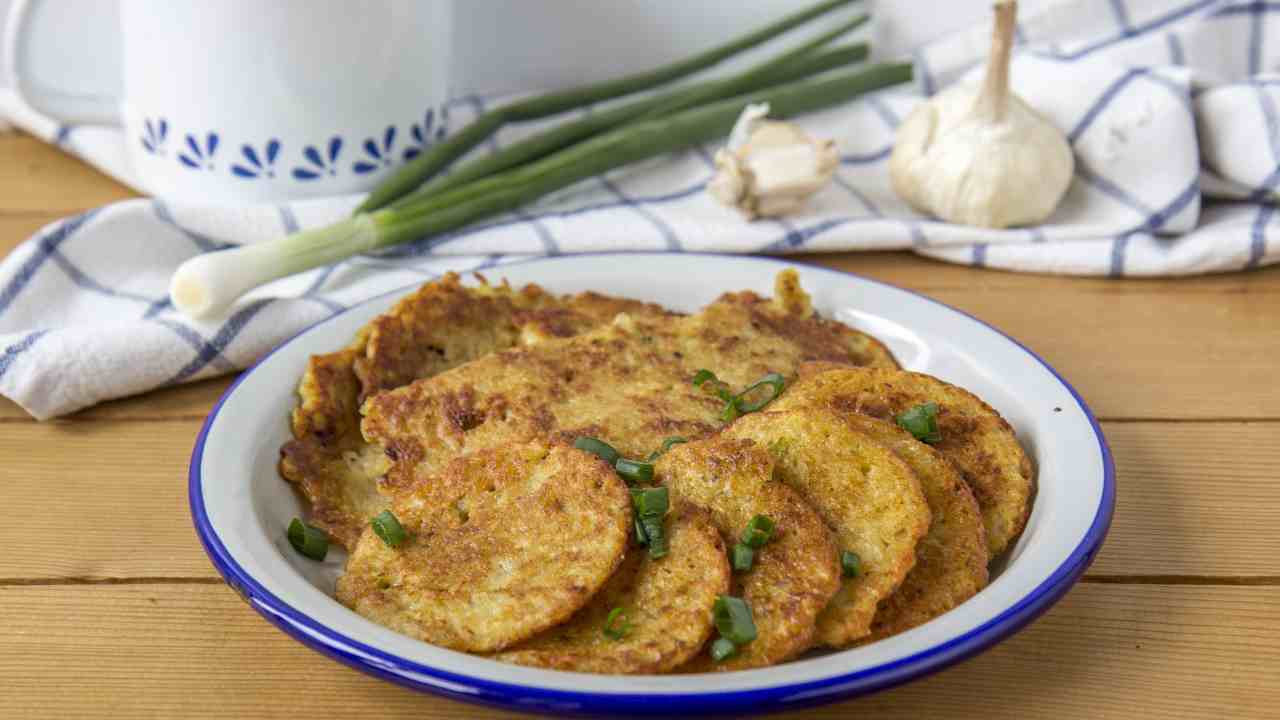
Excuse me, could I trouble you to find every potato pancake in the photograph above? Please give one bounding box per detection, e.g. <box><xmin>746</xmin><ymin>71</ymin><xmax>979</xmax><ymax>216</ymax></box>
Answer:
<box><xmin>723</xmin><ymin>409</ymin><xmax>930</xmax><ymax>647</ymax></box>
<box><xmin>656</xmin><ymin>438</ymin><xmax>841</xmax><ymax>670</ymax></box>
<box><xmin>280</xmin><ymin>272</ymin><xmax>669</xmax><ymax>549</ymax></box>
<box><xmin>336</xmin><ymin>442</ymin><xmax>630</xmax><ymax>652</ymax></box>
<box><xmin>361</xmin><ymin>272</ymin><xmax>899</xmax><ymax>496</ymax></box>
<box><xmin>779</xmin><ymin>365</ymin><xmax>1034</xmax><ymax>557</ymax></box>
<box><xmin>764</xmin><ymin>409</ymin><xmax>989</xmax><ymax>640</ymax></box>
<box><xmin>494</xmin><ymin>507</ymin><xmax>730</xmax><ymax>674</ymax></box>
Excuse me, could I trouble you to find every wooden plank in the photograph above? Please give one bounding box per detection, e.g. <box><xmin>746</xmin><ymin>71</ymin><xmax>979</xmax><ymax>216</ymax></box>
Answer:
<box><xmin>1089</xmin><ymin>421</ymin><xmax>1280</xmax><ymax>577</ymax></box>
<box><xmin>0</xmin><ymin>133</ymin><xmax>139</xmax><ymax>213</ymax></box>
<box><xmin>0</xmin><ymin>582</ymin><xmax>1273</xmax><ymax>719</ymax></box>
<box><xmin>0</xmin><ymin>376</ymin><xmax>234</xmax><ymax>422</ymax></box>
<box><xmin>0</xmin><ymin>212</ymin><xmax>64</xmax><ymax>257</ymax></box>
<box><xmin>4</xmin><ymin>267</ymin><xmax>1279</xmax><ymax>421</ymax></box>
<box><xmin>1</xmin><ymin>420</ymin><xmax>1275</xmax><ymax>580</ymax></box>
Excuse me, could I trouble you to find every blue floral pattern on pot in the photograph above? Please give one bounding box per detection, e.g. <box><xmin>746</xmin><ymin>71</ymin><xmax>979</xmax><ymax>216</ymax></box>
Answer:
<box><xmin>402</xmin><ymin>108</ymin><xmax>447</xmax><ymax>161</ymax></box>
<box><xmin>293</xmin><ymin>137</ymin><xmax>344</xmax><ymax>180</ymax></box>
<box><xmin>179</xmin><ymin>132</ymin><xmax>220</xmax><ymax>170</ymax></box>
<box><xmin>160</xmin><ymin>105</ymin><xmax>449</xmax><ymax>182</ymax></box>
<box><xmin>232</xmin><ymin>140</ymin><xmax>282</xmax><ymax>179</ymax></box>
<box><xmin>141</xmin><ymin>118</ymin><xmax>169</xmax><ymax>155</ymax></box>
<box><xmin>353</xmin><ymin>126</ymin><xmax>397</xmax><ymax>174</ymax></box>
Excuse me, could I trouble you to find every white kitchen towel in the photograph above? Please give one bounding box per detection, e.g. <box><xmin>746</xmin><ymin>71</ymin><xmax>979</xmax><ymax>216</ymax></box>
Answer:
<box><xmin>4</xmin><ymin>0</ymin><xmax>1280</xmax><ymax>419</ymax></box>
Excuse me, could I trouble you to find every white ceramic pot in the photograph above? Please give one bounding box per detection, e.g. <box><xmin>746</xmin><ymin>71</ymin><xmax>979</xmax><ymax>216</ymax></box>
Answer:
<box><xmin>4</xmin><ymin>0</ymin><xmax>452</xmax><ymax>203</ymax></box>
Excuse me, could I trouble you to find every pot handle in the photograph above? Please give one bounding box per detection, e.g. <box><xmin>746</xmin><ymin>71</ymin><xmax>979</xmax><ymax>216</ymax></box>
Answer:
<box><xmin>4</xmin><ymin>0</ymin><xmax>122</xmax><ymax>125</ymax></box>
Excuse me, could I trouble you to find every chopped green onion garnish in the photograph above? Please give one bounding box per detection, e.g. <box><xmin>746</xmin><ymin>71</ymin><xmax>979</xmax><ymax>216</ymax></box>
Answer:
<box><xmin>720</xmin><ymin>398</ymin><xmax>740</xmax><ymax>423</ymax></box>
<box><xmin>603</xmin><ymin>607</ymin><xmax>632</xmax><ymax>641</ymax></box>
<box><xmin>644</xmin><ymin>521</ymin><xmax>669</xmax><ymax>559</ymax></box>
<box><xmin>713</xmin><ymin>595</ymin><xmax>758</xmax><ymax>645</ymax></box>
<box><xmin>660</xmin><ymin>436</ymin><xmax>689</xmax><ymax>452</ymax></box>
<box><xmin>645</xmin><ymin>436</ymin><xmax>689</xmax><ymax>462</ymax></box>
<box><xmin>694</xmin><ymin>368</ymin><xmax>736</xmax><ymax>405</ymax></box>
<box><xmin>731</xmin><ymin>543</ymin><xmax>755</xmax><ymax>572</ymax></box>
<box><xmin>895</xmin><ymin>402</ymin><xmax>942</xmax><ymax>443</ymax></box>
<box><xmin>733</xmin><ymin>372</ymin><xmax>787</xmax><ymax>413</ymax></box>
<box><xmin>841</xmin><ymin>550</ymin><xmax>862</xmax><ymax>578</ymax></box>
<box><xmin>631</xmin><ymin>486</ymin><xmax>669</xmax><ymax>518</ymax></box>
<box><xmin>631</xmin><ymin>487</ymin><xmax>670</xmax><ymax>559</ymax></box>
<box><xmin>741</xmin><ymin>515</ymin><xmax>776</xmax><ymax>549</ymax></box>
<box><xmin>372</xmin><ymin>510</ymin><xmax>407</xmax><ymax>548</ymax></box>
<box><xmin>615</xmin><ymin>458</ymin><xmax>655</xmax><ymax>485</ymax></box>
<box><xmin>710</xmin><ymin>636</ymin><xmax>738</xmax><ymax>662</ymax></box>
<box><xmin>287</xmin><ymin>518</ymin><xmax>328</xmax><ymax>561</ymax></box>
<box><xmin>574</xmin><ymin>436</ymin><xmax>620</xmax><ymax>465</ymax></box>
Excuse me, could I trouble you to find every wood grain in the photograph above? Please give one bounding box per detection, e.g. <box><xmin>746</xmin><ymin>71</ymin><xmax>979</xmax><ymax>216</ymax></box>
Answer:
<box><xmin>2</xmin><ymin>419</ymin><xmax>1276</xmax><ymax>580</ymax></box>
<box><xmin>0</xmin><ymin>133</ymin><xmax>139</xmax><ymax>214</ymax></box>
<box><xmin>0</xmin><ymin>582</ymin><xmax>1274</xmax><ymax>719</ymax></box>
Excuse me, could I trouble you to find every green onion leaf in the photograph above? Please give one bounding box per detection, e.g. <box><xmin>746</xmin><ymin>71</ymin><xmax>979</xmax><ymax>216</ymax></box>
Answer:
<box><xmin>740</xmin><ymin>515</ymin><xmax>776</xmax><ymax>549</ymax></box>
<box><xmin>720</xmin><ymin>398</ymin><xmax>740</xmax><ymax>423</ymax></box>
<box><xmin>357</xmin><ymin>0</ymin><xmax>861</xmax><ymax>213</ymax></box>
<box><xmin>895</xmin><ymin>402</ymin><xmax>942</xmax><ymax>443</ymax></box>
<box><xmin>630</xmin><ymin>486</ymin><xmax>669</xmax><ymax>518</ymax></box>
<box><xmin>615</xmin><ymin>458</ymin><xmax>655</xmax><ymax>485</ymax></box>
<box><xmin>574</xmin><ymin>436</ymin><xmax>620</xmax><ymax>465</ymax></box>
<box><xmin>287</xmin><ymin>518</ymin><xmax>329</xmax><ymax>561</ymax></box>
<box><xmin>645</xmin><ymin>436</ymin><xmax>689</xmax><ymax>462</ymax></box>
<box><xmin>733</xmin><ymin>372</ymin><xmax>787</xmax><ymax>413</ymax></box>
<box><xmin>635</xmin><ymin>516</ymin><xmax>650</xmax><ymax>545</ymax></box>
<box><xmin>841</xmin><ymin>550</ymin><xmax>862</xmax><ymax>578</ymax></box>
<box><xmin>371</xmin><ymin>510</ymin><xmax>407</xmax><ymax>548</ymax></box>
<box><xmin>645</xmin><ymin>521</ymin><xmax>669</xmax><ymax>559</ymax></box>
<box><xmin>692</xmin><ymin>369</ymin><xmax>718</xmax><ymax>387</ymax></box>
<box><xmin>713</xmin><ymin>595</ymin><xmax>758</xmax><ymax>645</ymax></box>
<box><xmin>603</xmin><ymin>607</ymin><xmax>632</xmax><ymax>640</ymax></box>
<box><xmin>731</xmin><ymin>543</ymin><xmax>755</xmax><ymax>572</ymax></box>
<box><xmin>710</xmin><ymin>636</ymin><xmax>738</xmax><ymax>662</ymax></box>
<box><xmin>631</xmin><ymin>487</ymin><xmax>670</xmax><ymax>559</ymax></box>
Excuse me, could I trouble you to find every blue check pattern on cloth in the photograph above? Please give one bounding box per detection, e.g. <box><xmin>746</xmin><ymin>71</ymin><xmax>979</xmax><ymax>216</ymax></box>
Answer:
<box><xmin>3</xmin><ymin>0</ymin><xmax>1280</xmax><ymax>419</ymax></box>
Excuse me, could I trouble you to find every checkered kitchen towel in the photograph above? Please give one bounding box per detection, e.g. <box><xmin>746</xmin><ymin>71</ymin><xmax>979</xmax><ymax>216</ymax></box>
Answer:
<box><xmin>4</xmin><ymin>0</ymin><xmax>1280</xmax><ymax>419</ymax></box>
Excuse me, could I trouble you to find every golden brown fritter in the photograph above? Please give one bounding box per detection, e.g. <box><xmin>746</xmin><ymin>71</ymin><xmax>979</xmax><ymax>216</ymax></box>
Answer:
<box><xmin>279</xmin><ymin>272</ymin><xmax>671</xmax><ymax>549</ymax></box>
<box><xmin>335</xmin><ymin>443</ymin><xmax>630</xmax><ymax>653</ymax></box>
<box><xmin>279</xmin><ymin>339</ymin><xmax>389</xmax><ymax>549</ymax></box>
<box><xmin>494</xmin><ymin>507</ymin><xmax>730</xmax><ymax>673</ymax></box>
<box><xmin>777</xmin><ymin>365</ymin><xmax>1034</xmax><ymax>557</ymax></box>
<box><xmin>655</xmin><ymin>438</ymin><xmax>841</xmax><ymax>671</ymax></box>
<box><xmin>361</xmin><ymin>272</ymin><xmax>900</xmax><ymax>495</ymax></box>
<box><xmin>355</xmin><ymin>272</ymin><xmax>672</xmax><ymax>399</ymax></box>
<box><xmin>723</xmin><ymin>409</ymin><xmax>931</xmax><ymax>647</ymax></box>
<box><xmin>827</xmin><ymin>415</ymin><xmax>989</xmax><ymax>640</ymax></box>
<box><xmin>672</xmin><ymin>269</ymin><xmax>898</xmax><ymax>389</ymax></box>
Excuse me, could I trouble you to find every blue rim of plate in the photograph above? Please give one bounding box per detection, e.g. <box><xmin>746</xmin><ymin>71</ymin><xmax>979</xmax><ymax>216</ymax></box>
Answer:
<box><xmin>189</xmin><ymin>253</ymin><xmax>1115</xmax><ymax>717</ymax></box>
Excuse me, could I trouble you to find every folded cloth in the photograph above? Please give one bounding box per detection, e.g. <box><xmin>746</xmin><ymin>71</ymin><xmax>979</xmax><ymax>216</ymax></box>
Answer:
<box><xmin>3</xmin><ymin>0</ymin><xmax>1280</xmax><ymax>419</ymax></box>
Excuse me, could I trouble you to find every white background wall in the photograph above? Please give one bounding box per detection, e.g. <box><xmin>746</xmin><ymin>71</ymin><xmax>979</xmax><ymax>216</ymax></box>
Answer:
<box><xmin>1</xmin><ymin>1</ymin><xmax>982</xmax><ymax>96</ymax></box>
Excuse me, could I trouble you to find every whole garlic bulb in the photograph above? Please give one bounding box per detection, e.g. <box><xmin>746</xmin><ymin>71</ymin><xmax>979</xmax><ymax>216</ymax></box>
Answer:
<box><xmin>889</xmin><ymin>0</ymin><xmax>1074</xmax><ymax>229</ymax></box>
<box><xmin>709</xmin><ymin>103</ymin><xmax>839</xmax><ymax>220</ymax></box>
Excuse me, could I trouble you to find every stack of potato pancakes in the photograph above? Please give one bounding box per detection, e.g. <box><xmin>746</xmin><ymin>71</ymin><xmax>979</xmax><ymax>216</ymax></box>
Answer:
<box><xmin>279</xmin><ymin>269</ymin><xmax>1033</xmax><ymax>674</ymax></box>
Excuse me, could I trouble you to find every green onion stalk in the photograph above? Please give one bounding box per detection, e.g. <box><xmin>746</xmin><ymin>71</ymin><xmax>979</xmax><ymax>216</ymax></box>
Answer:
<box><xmin>169</xmin><ymin>62</ymin><xmax>911</xmax><ymax>318</ymax></box>
<box><xmin>357</xmin><ymin>0</ymin><xmax>859</xmax><ymax>213</ymax></box>
<box><xmin>388</xmin><ymin>20</ymin><xmax>871</xmax><ymax>212</ymax></box>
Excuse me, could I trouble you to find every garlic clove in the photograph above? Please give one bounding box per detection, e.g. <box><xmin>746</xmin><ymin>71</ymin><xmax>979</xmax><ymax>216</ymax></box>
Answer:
<box><xmin>710</xmin><ymin>107</ymin><xmax>839</xmax><ymax>220</ymax></box>
<box><xmin>888</xmin><ymin>0</ymin><xmax>1074</xmax><ymax>229</ymax></box>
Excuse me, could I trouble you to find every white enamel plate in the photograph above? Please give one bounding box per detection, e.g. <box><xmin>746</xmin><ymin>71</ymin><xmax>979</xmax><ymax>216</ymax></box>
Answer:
<box><xmin>190</xmin><ymin>253</ymin><xmax>1114</xmax><ymax>716</ymax></box>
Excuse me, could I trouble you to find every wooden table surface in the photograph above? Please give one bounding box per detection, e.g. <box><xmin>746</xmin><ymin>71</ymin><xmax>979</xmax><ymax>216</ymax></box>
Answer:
<box><xmin>3</xmin><ymin>132</ymin><xmax>1278</xmax><ymax>719</ymax></box>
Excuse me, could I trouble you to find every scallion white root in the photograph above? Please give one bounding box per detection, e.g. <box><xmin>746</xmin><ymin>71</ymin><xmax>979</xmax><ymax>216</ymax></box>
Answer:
<box><xmin>169</xmin><ymin>214</ymin><xmax>378</xmax><ymax>318</ymax></box>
